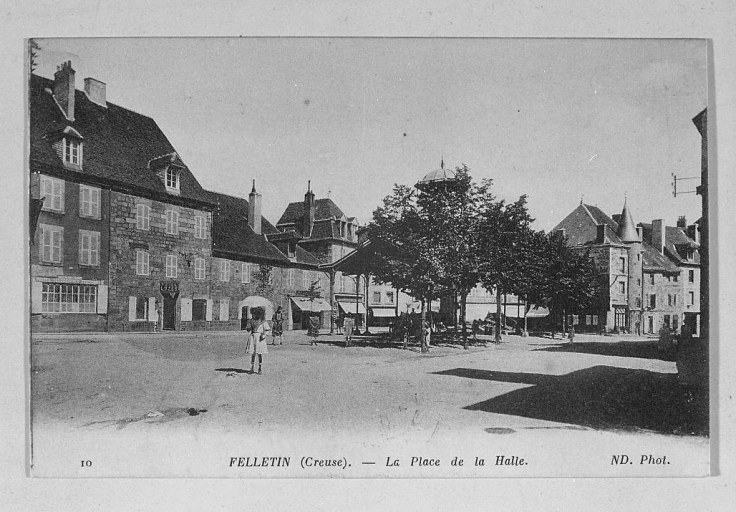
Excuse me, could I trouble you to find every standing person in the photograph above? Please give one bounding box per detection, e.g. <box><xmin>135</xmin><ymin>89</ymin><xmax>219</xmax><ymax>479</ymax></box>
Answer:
<box><xmin>308</xmin><ymin>314</ymin><xmax>320</xmax><ymax>346</ymax></box>
<box><xmin>343</xmin><ymin>313</ymin><xmax>354</xmax><ymax>347</ymax></box>
<box><xmin>271</xmin><ymin>306</ymin><xmax>284</xmax><ymax>345</ymax></box>
<box><xmin>568</xmin><ymin>324</ymin><xmax>575</xmax><ymax>344</ymax></box>
<box><xmin>245</xmin><ymin>306</ymin><xmax>270</xmax><ymax>374</ymax></box>
<box><xmin>155</xmin><ymin>299</ymin><xmax>162</xmax><ymax>332</ymax></box>
<box><xmin>422</xmin><ymin>318</ymin><xmax>432</xmax><ymax>352</ymax></box>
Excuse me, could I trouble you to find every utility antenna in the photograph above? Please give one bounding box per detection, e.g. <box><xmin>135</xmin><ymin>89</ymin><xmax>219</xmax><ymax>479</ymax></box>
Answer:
<box><xmin>671</xmin><ymin>173</ymin><xmax>700</xmax><ymax>197</ymax></box>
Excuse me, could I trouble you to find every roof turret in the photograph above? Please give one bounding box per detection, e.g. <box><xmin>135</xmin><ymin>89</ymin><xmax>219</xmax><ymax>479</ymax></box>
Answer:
<box><xmin>616</xmin><ymin>197</ymin><xmax>639</xmax><ymax>242</ymax></box>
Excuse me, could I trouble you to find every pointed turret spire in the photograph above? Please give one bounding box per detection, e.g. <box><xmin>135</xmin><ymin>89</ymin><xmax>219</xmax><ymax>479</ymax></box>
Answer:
<box><xmin>441</xmin><ymin>156</ymin><xmax>444</xmax><ymax>170</ymax></box>
<box><xmin>251</xmin><ymin>179</ymin><xmax>257</xmax><ymax>193</ymax></box>
<box><xmin>616</xmin><ymin>196</ymin><xmax>639</xmax><ymax>242</ymax></box>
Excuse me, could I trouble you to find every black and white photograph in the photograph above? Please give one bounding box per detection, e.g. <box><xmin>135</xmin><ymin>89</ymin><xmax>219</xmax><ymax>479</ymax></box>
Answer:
<box><xmin>25</xmin><ymin>36</ymin><xmax>713</xmax><ymax>478</ymax></box>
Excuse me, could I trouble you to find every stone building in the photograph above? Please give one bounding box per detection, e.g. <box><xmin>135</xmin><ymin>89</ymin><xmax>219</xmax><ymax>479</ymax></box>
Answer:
<box><xmin>553</xmin><ymin>200</ymin><xmax>701</xmax><ymax>334</ymax></box>
<box><xmin>29</xmin><ymin>62</ymin><xmax>329</xmax><ymax>333</ymax></box>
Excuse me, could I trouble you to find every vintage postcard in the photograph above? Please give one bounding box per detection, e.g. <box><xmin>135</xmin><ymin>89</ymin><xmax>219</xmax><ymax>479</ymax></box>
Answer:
<box><xmin>28</xmin><ymin>37</ymin><xmax>710</xmax><ymax>477</ymax></box>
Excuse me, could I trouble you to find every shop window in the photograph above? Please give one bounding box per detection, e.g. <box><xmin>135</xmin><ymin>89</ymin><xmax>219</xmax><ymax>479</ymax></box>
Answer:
<box><xmin>42</xmin><ymin>283</ymin><xmax>96</xmax><ymax>313</ymax></box>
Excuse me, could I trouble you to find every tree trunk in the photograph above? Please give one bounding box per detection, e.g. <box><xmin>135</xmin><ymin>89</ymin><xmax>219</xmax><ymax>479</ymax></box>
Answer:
<box><xmin>495</xmin><ymin>287</ymin><xmax>502</xmax><ymax>343</ymax></box>
<box><xmin>523</xmin><ymin>300</ymin><xmax>529</xmax><ymax>337</ymax></box>
<box><xmin>420</xmin><ymin>297</ymin><xmax>428</xmax><ymax>353</ymax></box>
<box><xmin>461</xmin><ymin>291</ymin><xmax>468</xmax><ymax>349</ymax></box>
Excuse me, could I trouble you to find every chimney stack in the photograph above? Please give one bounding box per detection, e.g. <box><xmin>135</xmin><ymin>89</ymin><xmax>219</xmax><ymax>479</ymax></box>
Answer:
<box><xmin>303</xmin><ymin>180</ymin><xmax>315</xmax><ymax>237</ymax></box>
<box><xmin>687</xmin><ymin>223</ymin><xmax>700</xmax><ymax>244</ymax></box>
<box><xmin>652</xmin><ymin>219</ymin><xmax>665</xmax><ymax>254</ymax></box>
<box><xmin>53</xmin><ymin>61</ymin><xmax>75</xmax><ymax>121</ymax></box>
<box><xmin>84</xmin><ymin>77</ymin><xmax>107</xmax><ymax>107</ymax></box>
<box><xmin>677</xmin><ymin>216</ymin><xmax>687</xmax><ymax>228</ymax></box>
<box><xmin>248</xmin><ymin>180</ymin><xmax>262</xmax><ymax>235</ymax></box>
<box><xmin>596</xmin><ymin>224</ymin><xmax>606</xmax><ymax>244</ymax></box>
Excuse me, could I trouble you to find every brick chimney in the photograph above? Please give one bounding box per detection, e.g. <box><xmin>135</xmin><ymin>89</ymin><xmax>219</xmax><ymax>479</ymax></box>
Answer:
<box><xmin>652</xmin><ymin>219</ymin><xmax>665</xmax><ymax>254</ymax></box>
<box><xmin>53</xmin><ymin>61</ymin><xmax>75</xmax><ymax>120</ymax></box>
<box><xmin>303</xmin><ymin>180</ymin><xmax>315</xmax><ymax>237</ymax></box>
<box><xmin>84</xmin><ymin>77</ymin><xmax>106</xmax><ymax>107</ymax></box>
<box><xmin>677</xmin><ymin>215</ymin><xmax>687</xmax><ymax>228</ymax></box>
<box><xmin>248</xmin><ymin>180</ymin><xmax>262</xmax><ymax>235</ymax></box>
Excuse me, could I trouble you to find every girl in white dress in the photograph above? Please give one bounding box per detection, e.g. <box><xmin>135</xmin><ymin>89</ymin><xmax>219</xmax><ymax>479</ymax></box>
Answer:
<box><xmin>245</xmin><ymin>307</ymin><xmax>271</xmax><ymax>374</ymax></box>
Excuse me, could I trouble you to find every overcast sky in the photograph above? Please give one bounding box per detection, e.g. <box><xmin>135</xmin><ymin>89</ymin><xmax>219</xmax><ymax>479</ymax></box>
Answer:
<box><xmin>34</xmin><ymin>38</ymin><xmax>707</xmax><ymax>231</ymax></box>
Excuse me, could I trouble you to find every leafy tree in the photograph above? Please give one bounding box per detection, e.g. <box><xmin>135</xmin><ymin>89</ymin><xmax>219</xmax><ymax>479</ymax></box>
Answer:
<box><xmin>539</xmin><ymin>232</ymin><xmax>602</xmax><ymax>338</ymax></box>
<box><xmin>305</xmin><ymin>279</ymin><xmax>323</xmax><ymax>313</ymax></box>
<box><xmin>367</xmin><ymin>184</ymin><xmax>440</xmax><ymax>353</ymax></box>
<box><xmin>30</xmin><ymin>40</ymin><xmax>41</xmax><ymax>73</ymax></box>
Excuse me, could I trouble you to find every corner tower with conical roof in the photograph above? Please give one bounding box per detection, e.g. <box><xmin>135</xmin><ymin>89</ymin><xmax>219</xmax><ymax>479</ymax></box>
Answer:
<box><xmin>617</xmin><ymin>198</ymin><xmax>644</xmax><ymax>333</ymax></box>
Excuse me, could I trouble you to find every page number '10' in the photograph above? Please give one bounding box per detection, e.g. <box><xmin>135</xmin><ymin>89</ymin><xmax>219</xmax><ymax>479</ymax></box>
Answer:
<box><xmin>81</xmin><ymin>460</ymin><xmax>92</xmax><ymax>467</ymax></box>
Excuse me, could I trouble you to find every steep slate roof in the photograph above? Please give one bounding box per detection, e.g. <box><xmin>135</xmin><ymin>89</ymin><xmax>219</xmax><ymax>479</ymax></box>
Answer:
<box><xmin>208</xmin><ymin>191</ymin><xmax>319</xmax><ymax>266</ymax></box>
<box><xmin>641</xmin><ymin>243</ymin><xmax>679</xmax><ymax>272</ymax></box>
<box><xmin>639</xmin><ymin>223</ymin><xmax>701</xmax><ymax>266</ymax></box>
<box><xmin>29</xmin><ymin>74</ymin><xmax>212</xmax><ymax>207</ymax></box>
<box><xmin>277</xmin><ymin>198</ymin><xmax>345</xmax><ymax>230</ymax></box>
<box><xmin>552</xmin><ymin>203</ymin><xmax>624</xmax><ymax>246</ymax></box>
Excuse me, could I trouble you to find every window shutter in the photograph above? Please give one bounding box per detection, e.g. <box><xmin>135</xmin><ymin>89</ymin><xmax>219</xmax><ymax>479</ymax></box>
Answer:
<box><xmin>219</xmin><ymin>300</ymin><xmax>229</xmax><ymax>321</ymax></box>
<box><xmin>180</xmin><ymin>298</ymin><xmax>192</xmax><ymax>321</ymax></box>
<box><xmin>97</xmin><ymin>285</ymin><xmax>108</xmax><ymax>314</ymax></box>
<box><xmin>31</xmin><ymin>281</ymin><xmax>43</xmax><ymax>313</ymax></box>
<box><xmin>128</xmin><ymin>296</ymin><xmax>136</xmax><ymax>321</ymax></box>
<box><xmin>205</xmin><ymin>299</ymin><xmax>213</xmax><ymax>321</ymax></box>
<box><xmin>147</xmin><ymin>297</ymin><xmax>157</xmax><ymax>321</ymax></box>
<box><xmin>55</xmin><ymin>229</ymin><xmax>63</xmax><ymax>264</ymax></box>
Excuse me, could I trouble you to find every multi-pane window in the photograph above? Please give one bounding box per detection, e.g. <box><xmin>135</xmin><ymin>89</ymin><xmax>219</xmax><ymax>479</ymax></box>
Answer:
<box><xmin>40</xmin><ymin>176</ymin><xmax>65</xmax><ymax>212</ymax></box>
<box><xmin>41</xmin><ymin>283</ymin><xmax>96</xmax><ymax>313</ymax></box>
<box><xmin>166</xmin><ymin>254</ymin><xmax>178</xmax><ymax>278</ymax></box>
<box><xmin>165</xmin><ymin>210</ymin><xmax>179</xmax><ymax>235</ymax></box>
<box><xmin>386</xmin><ymin>291</ymin><xmax>395</xmax><ymax>304</ymax></box>
<box><xmin>194</xmin><ymin>257</ymin><xmax>206</xmax><ymax>280</ymax></box>
<box><xmin>136</xmin><ymin>204</ymin><xmax>150</xmax><ymax>230</ymax></box>
<box><xmin>136</xmin><ymin>250</ymin><xmax>150</xmax><ymax>276</ymax></box>
<box><xmin>78</xmin><ymin>230</ymin><xmax>100</xmax><ymax>266</ymax></box>
<box><xmin>79</xmin><ymin>185</ymin><xmax>100</xmax><ymax>218</ymax></box>
<box><xmin>241</xmin><ymin>263</ymin><xmax>251</xmax><ymax>284</ymax></box>
<box><xmin>373</xmin><ymin>291</ymin><xmax>382</xmax><ymax>303</ymax></box>
<box><xmin>219</xmin><ymin>260</ymin><xmax>230</xmax><ymax>282</ymax></box>
<box><xmin>689</xmin><ymin>270</ymin><xmax>695</xmax><ymax>283</ymax></box>
<box><xmin>64</xmin><ymin>138</ymin><xmax>81</xmax><ymax>166</ymax></box>
<box><xmin>165</xmin><ymin>168</ymin><xmax>180</xmax><ymax>190</ymax></box>
<box><xmin>39</xmin><ymin>224</ymin><xmax>63</xmax><ymax>264</ymax></box>
<box><xmin>194</xmin><ymin>215</ymin><xmax>206</xmax><ymax>239</ymax></box>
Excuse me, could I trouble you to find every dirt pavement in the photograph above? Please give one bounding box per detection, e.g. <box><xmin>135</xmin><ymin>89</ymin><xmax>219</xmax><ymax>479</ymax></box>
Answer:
<box><xmin>31</xmin><ymin>329</ymin><xmax>707</xmax><ymax>437</ymax></box>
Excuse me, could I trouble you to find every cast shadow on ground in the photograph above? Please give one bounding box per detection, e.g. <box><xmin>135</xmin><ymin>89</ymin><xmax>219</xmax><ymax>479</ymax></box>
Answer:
<box><xmin>215</xmin><ymin>367</ymin><xmax>250</xmax><ymax>374</ymax></box>
<box><xmin>433</xmin><ymin>366</ymin><xmax>708</xmax><ymax>436</ymax></box>
<box><xmin>533</xmin><ymin>341</ymin><xmax>675</xmax><ymax>361</ymax></box>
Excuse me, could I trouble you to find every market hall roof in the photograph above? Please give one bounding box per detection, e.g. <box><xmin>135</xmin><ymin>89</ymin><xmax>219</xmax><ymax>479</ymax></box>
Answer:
<box><xmin>29</xmin><ymin>74</ymin><xmax>213</xmax><ymax>208</ymax></box>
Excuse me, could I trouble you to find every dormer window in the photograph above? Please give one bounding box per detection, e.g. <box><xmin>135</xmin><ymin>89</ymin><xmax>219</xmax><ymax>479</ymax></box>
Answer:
<box><xmin>47</xmin><ymin>126</ymin><xmax>83</xmax><ymax>168</ymax></box>
<box><xmin>64</xmin><ymin>138</ymin><xmax>81</xmax><ymax>165</ymax></box>
<box><xmin>288</xmin><ymin>241</ymin><xmax>296</xmax><ymax>257</ymax></box>
<box><xmin>165</xmin><ymin>168</ymin><xmax>180</xmax><ymax>192</ymax></box>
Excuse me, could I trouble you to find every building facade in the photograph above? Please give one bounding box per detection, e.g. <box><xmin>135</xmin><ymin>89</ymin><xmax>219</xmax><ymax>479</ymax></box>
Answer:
<box><xmin>553</xmin><ymin>201</ymin><xmax>701</xmax><ymax>334</ymax></box>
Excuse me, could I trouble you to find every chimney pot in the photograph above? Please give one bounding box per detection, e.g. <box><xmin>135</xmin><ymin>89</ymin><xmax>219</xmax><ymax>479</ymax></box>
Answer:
<box><xmin>677</xmin><ymin>215</ymin><xmax>687</xmax><ymax>228</ymax></box>
<box><xmin>84</xmin><ymin>77</ymin><xmax>107</xmax><ymax>107</ymax></box>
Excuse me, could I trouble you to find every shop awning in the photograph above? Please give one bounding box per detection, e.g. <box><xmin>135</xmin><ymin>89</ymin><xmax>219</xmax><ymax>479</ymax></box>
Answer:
<box><xmin>290</xmin><ymin>296</ymin><xmax>332</xmax><ymax>312</ymax></box>
<box><xmin>338</xmin><ymin>301</ymin><xmax>367</xmax><ymax>315</ymax></box>
<box><xmin>371</xmin><ymin>308</ymin><xmax>396</xmax><ymax>318</ymax></box>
